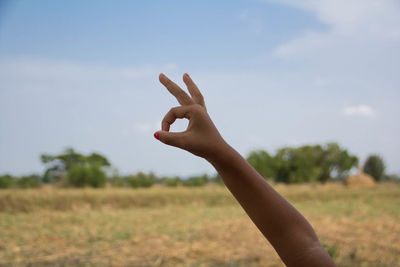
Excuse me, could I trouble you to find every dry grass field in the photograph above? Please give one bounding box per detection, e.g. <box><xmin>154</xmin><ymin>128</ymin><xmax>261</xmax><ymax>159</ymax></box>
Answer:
<box><xmin>0</xmin><ymin>183</ymin><xmax>399</xmax><ymax>266</ymax></box>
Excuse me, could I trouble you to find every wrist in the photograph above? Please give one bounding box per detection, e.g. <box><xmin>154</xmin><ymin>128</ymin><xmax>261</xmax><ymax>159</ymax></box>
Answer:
<box><xmin>205</xmin><ymin>139</ymin><xmax>236</xmax><ymax>167</ymax></box>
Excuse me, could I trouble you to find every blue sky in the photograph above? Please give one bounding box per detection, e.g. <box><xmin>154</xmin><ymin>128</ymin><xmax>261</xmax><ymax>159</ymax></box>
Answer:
<box><xmin>1</xmin><ymin>0</ymin><xmax>399</xmax><ymax>177</ymax></box>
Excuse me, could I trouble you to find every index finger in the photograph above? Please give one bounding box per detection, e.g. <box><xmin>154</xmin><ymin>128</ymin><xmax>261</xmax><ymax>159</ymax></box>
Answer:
<box><xmin>159</xmin><ymin>73</ymin><xmax>193</xmax><ymax>106</ymax></box>
<box><xmin>162</xmin><ymin>105</ymin><xmax>193</xmax><ymax>131</ymax></box>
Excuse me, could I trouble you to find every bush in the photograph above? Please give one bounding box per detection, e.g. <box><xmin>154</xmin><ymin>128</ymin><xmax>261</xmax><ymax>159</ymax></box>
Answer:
<box><xmin>383</xmin><ymin>173</ymin><xmax>400</xmax><ymax>182</ymax></box>
<box><xmin>67</xmin><ymin>165</ymin><xmax>107</xmax><ymax>188</ymax></box>
<box><xmin>87</xmin><ymin>167</ymin><xmax>107</xmax><ymax>188</ymax></box>
<box><xmin>163</xmin><ymin>176</ymin><xmax>181</xmax><ymax>187</ymax></box>
<box><xmin>109</xmin><ymin>175</ymin><xmax>128</xmax><ymax>187</ymax></box>
<box><xmin>0</xmin><ymin>174</ymin><xmax>14</xmax><ymax>189</ymax></box>
<box><xmin>126</xmin><ymin>172</ymin><xmax>155</xmax><ymax>188</ymax></box>
<box><xmin>16</xmin><ymin>174</ymin><xmax>41</xmax><ymax>189</ymax></box>
<box><xmin>209</xmin><ymin>174</ymin><xmax>224</xmax><ymax>185</ymax></box>
<box><xmin>363</xmin><ymin>155</ymin><xmax>386</xmax><ymax>181</ymax></box>
<box><xmin>182</xmin><ymin>174</ymin><xmax>208</xmax><ymax>187</ymax></box>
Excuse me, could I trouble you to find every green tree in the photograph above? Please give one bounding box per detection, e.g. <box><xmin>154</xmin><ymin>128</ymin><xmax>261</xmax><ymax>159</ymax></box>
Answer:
<box><xmin>87</xmin><ymin>152</ymin><xmax>111</xmax><ymax>167</ymax></box>
<box><xmin>317</xmin><ymin>143</ymin><xmax>358</xmax><ymax>182</ymax></box>
<box><xmin>41</xmin><ymin>148</ymin><xmax>111</xmax><ymax>187</ymax></box>
<box><xmin>363</xmin><ymin>154</ymin><xmax>386</xmax><ymax>181</ymax></box>
<box><xmin>260</xmin><ymin>143</ymin><xmax>358</xmax><ymax>184</ymax></box>
<box><xmin>275</xmin><ymin>146</ymin><xmax>322</xmax><ymax>183</ymax></box>
<box><xmin>67</xmin><ymin>164</ymin><xmax>107</xmax><ymax>188</ymax></box>
<box><xmin>246</xmin><ymin>150</ymin><xmax>277</xmax><ymax>180</ymax></box>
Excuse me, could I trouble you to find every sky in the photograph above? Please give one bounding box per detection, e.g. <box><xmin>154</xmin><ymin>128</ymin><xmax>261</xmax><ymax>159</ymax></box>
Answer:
<box><xmin>0</xmin><ymin>0</ymin><xmax>399</xmax><ymax>177</ymax></box>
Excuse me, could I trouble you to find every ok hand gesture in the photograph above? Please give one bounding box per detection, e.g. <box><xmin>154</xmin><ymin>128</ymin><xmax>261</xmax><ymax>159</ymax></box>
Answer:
<box><xmin>154</xmin><ymin>73</ymin><xmax>227</xmax><ymax>161</ymax></box>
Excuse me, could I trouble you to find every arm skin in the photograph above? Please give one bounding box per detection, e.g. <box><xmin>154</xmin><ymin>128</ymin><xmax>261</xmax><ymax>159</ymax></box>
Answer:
<box><xmin>154</xmin><ymin>73</ymin><xmax>336</xmax><ymax>267</ymax></box>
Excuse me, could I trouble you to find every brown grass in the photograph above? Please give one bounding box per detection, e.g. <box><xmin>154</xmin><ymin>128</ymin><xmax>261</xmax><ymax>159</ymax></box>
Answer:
<box><xmin>0</xmin><ymin>183</ymin><xmax>399</xmax><ymax>266</ymax></box>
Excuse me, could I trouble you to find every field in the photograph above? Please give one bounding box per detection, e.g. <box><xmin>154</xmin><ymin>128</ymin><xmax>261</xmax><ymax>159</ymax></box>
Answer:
<box><xmin>0</xmin><ymin>183</ymin><xmax>399</xmax><ymax>266</ymax></box>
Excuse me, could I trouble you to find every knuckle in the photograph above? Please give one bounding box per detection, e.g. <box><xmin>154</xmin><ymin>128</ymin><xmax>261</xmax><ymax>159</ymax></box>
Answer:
<box><xmin>161</xmin><ymin>121</ymin><xmax>169</xmax><ymax>129</ymax></box>
<box><xmin>192</xmin><ymin>104</ymin><xmax>204</xmax><ymax>113</ymax></box>
<box><xmin>195</xmin><ymin>95</ymin><xmax>204</xmax><ymax>104</ymax></box>
<box><xmin>171</xmin><ymin>106</ymin><xmax>181</xmax><ymax>114</ymax></box>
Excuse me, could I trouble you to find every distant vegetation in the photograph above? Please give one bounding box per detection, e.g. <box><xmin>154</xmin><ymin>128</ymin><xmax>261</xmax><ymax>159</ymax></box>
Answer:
<box><xmin>247</xmin><ymin>142</ymin><xmax>358</xmax><ymax>183</ymax></box>
<box><xmin>0</xmin><ymin>174</ymin><xmax>41</xmax><ymax>189</ymax></box>
<box><xmin>0</xmin><ymin>143</ymin><xmax>398</xmax><ymax>189</ymax></box>
<box><xmin>41</xmin><ymin>148</ymin><xmax>111</xmax><ymax>186</ymax></box>
<box><xmin>363</xmin><ymin>154</ymin><xmax>386</xmax><ymax>181</ymax></box>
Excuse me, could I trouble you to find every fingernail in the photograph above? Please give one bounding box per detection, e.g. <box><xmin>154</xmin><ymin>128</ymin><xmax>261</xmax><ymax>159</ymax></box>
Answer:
<box><xmin>154</xmin><ymin>132</ymin><xmax>160</xmax><ymax>140</ymax></box>
<box><xmin>185</xmin><ymin>73</ymin><xmax>190</xmax><ymax>78</ymax></box>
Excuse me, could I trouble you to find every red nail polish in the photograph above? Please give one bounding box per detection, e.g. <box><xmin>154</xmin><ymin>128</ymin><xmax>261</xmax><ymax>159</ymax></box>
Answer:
<box><xmin>154</xmin><ymin>132</ymin><xmax>160</xmax><ymax>140</ymax></box>
<box><xmin>185</xmin><ymin>73</ymin><xmax>190</xmax><ymax>78</ymax></box>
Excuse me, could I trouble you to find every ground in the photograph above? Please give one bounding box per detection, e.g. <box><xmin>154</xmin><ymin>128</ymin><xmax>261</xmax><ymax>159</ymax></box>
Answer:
<box><xmin>0</xmin><ymin>183</ymin><xmax>399</xmax><ymax>266</ymax></box>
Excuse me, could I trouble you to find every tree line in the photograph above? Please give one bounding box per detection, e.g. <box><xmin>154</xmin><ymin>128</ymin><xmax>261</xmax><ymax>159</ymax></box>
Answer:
<box><xmin>0</xmin><ymin>143</ymin><xmax>398</xmax><ymax>189</ymax></box>
<box><xmin>0</xmin><ymin>148</ymin><xmax>222</xmax><ymax>189</ymax></box>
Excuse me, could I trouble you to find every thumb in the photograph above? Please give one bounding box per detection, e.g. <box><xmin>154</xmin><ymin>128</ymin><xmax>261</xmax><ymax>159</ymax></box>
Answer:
<box><xmin>154</xmin><ymin>131</ymin><xmax>186</xmax><ymax>149</ymax></box>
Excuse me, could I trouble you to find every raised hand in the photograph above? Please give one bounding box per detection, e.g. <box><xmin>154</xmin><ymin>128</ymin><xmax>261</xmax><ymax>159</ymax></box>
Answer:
<box><xmin>154</xmin><ymin>73</ymin><xmax>228</xmax><ymax>161</ymax></box>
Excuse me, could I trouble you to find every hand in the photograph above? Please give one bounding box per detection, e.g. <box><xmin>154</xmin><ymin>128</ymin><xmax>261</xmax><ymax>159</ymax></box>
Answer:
<box><xmin>154</xmin><ymin>73</ymin><xmax>228</xmax><ymax>161</ymax></box>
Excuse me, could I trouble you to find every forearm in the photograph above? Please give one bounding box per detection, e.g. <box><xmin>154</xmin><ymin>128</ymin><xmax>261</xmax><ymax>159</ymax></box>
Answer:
<box><xmin>207</xmin><ymin>143</ymin><xmax>335</xmax><ymax>266</ymax></box>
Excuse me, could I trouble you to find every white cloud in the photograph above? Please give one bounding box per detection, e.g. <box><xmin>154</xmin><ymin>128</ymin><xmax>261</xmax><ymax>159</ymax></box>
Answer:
<box><xmin>269</xmin><ymin>0</ymin><xmax>400</xmax><ymax>59</ymax></box>
<box><xmin>268</xmin><ymin>0</ymin><xmax>400</xmax><ymax>34</ymax></box>
<box><xmin>343</xmin><ymin>105</ymin><xmax>375</xmax><ymax>117</ymax></box>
